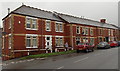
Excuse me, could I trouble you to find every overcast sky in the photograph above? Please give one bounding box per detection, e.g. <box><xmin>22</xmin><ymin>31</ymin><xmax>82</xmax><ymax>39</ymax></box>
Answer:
<box><xmin>0</xmin><ymin>2</ymin><xmax>118</xmax><ymax>28</ymax></box>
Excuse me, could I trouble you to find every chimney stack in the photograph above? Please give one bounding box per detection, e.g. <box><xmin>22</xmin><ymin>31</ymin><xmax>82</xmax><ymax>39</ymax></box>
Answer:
<box><xmin>100</xmin><ymin>19</ymin><xmax>106</xmax><ymax>23</ymax></box>
<box><xmin>8</xmin><ymin>8</ymin><xmax>10</xmax><ymax>14</ymax></box>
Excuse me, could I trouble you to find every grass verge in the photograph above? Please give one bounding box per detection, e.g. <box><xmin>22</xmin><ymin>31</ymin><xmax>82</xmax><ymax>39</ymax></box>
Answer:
<box><xmin>20</xmin><ymin>50</ymin><xmax>76</xmax><ymax>60</ymax></box>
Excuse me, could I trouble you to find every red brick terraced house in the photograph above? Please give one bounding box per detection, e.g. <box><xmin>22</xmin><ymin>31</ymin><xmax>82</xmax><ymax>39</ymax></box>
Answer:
<box><xmin>2</xmin><ymin>5</ymin><xmax>119</xmax><ymax>60</ymax></box>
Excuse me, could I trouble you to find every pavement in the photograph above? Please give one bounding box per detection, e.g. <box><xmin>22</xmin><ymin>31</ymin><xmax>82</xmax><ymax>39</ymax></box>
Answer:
<box><xmin>2</xmin><ymin>47</ymin><xmax>119</xmax><ymax>70</ymax></box>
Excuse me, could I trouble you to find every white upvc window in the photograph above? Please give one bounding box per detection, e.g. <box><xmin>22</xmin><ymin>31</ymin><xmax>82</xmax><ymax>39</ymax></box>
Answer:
<box><xmin>26</xmin><ymin>34</ymin><xmax>38</xmax><ymax>48</ymax></box>
<box><xmin>56</xmin><ymin>23</ymin><xmax>59</xmax><ymax>32</ymax></box>
<box><xmin>90</xmin><ymin>38</ymin><xmax>94</xmax><ymax>45</ymax></box>
<box><xmin>32</xmin><ymin>19</ymin><xmax>37</xmax><ymax>29</ymax></box>
<box><xmin>26</xmin><ymin>18</ymin><xmax>31</xmax><ymax>29</ymax></box>
<box><xmin>82</xmin><ymin>27</ymin><xmax>86</xmax><ymax>35</ymax></box>
<box><xmin>32</xmin><ymin>36</ymin><xmax>37</xmax><ymax>47</ymax></box>
<box><xmin>85</xmin><ymin>27</ymin><xmax>89</xmax><ymax>35</ymax></box>
<box><xmin>26</xmin><ymin>17</ymin><xmax>37</xmax><ymax>30</ymax></box>
<box><xmin>90</xmin><ymin>28</ymin><xmax>93</xmax><ymax>36</ymax></box>
<box><xmin>55</xmin><ymin>37</ymin><xmax>59</xmax><ymax>46</ymax></box>
<box><xmin>59</xmin><ymin>24</ymin><xmax>63</xmax><ymax>32</ymax></box>
<box><xmin>26</xmin><ymin>36</ymin><xmax>31</xmax><ymax>47</ymax></box>
<box><xmin>46</xmin><ymin>20</ymin><xmax>51</xmax><ymax>31</ymax></box>
<box><xmin>55</xmin><ymin>36</ymin><xmax>64</xmax><ymax>47</ymax></box>
<box><xmin>76</xmin><ymin>26</ymin><xmax>80</xmax><ymax>34</ymax></box>
<box><xmin>76</xmin><ymin>37</ymin><xmax>81</xmax><ymax>45</ymax></box>
<box><xmin>60</xmin><ymin>37</ymin><xmax>63</xmax><ymax>46</ymax></box>
<box><xmin>55</xmin><ymin>22</ymin><xmax>63</xmax><ymax>32</ymax></box>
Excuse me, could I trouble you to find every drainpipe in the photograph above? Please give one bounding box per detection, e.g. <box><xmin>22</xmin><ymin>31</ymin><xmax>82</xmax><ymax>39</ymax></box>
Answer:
<box><xmin>70</xmin><ymin>24</ymin><xmax>73</xmax><ymax>48</ymax></box>
<box><xmin>41</xmin><ymin>19</ymin><xmax>44</xmax><ymax>49</ymax></box>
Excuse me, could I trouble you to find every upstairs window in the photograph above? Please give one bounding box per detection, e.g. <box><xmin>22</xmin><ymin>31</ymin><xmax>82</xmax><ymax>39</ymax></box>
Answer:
<box><xmin>56</xmin><ymin>23</ymin><xmax>59</xmax><ymax>32</ymax></box>
<box><xmin>26</xmin><ymin>17</ymin><xmax>37</xmax><ymax>30</ymax></box>
<box><xmin>26</xmin><ymin>18</ymin><xmax>31</xmax><ymax>29</ymax></box>
<box><xmin>76</xmin><ymin>26</ymin><xmax>80</xmax><ymax>34</ymax></box>
<box><xmin>82</xmin><ymin>27</ymin><xmax>86</xmax><ymax>35</ymax></box>
<box><xmin>59</xmin><ymin>24</ymin><xmax>63</xmax><ymax>32</ymax></box>
<box><xmin>55</xmin><ymin>22</ymin><xmax>63</xmax><ymax>32</ymax></box>
<box><xmin>46</xmin><ymin>20</ymin><xmax>51</xmax><ymax>31</ymax></box>
<box><xmin>90</xmin><ymin>28</ymin><xmax>93</xmax><ymax>36</ymax></box>
<box><xmin>85</xmin><ymin>27</ymin><xmax>89</xmax><ymax>35</ymax></box>
<box><xmin>32</xmin><ymin>19</ymin><xmax>37</xmax><ymax>29</ymax></box>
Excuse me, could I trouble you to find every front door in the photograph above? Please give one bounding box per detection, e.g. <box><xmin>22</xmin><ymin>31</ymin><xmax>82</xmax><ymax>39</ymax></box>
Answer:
<box><xmin>45</xmin><ymin>35</ymin><xmax>52</xmax><ymax>50</ymax></box>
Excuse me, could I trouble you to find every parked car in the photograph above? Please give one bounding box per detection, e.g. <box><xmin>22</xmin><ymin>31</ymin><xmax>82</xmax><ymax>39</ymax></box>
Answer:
<box><xmin>109</xmin><ymin>41</ymin><xmax>118</xmax><ymax>47</ymax></box>
<box><xmin>117</xmin><ymin>41</ymin><xmax>120</xmax><ymax>46</ymax></box>
<box><xmin>76</xmin><ymin>43</ymin><xmax>94</xmax><ymax>53</ymax></box>
<box><xmin>97</xmin><ymin>42</ymin><xmax>110</xmax><ymax>49</ymax></box>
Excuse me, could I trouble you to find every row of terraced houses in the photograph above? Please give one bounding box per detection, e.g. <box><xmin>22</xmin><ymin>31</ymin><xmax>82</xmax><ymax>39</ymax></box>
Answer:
<box><xmin>2</xmin><ymin>5</ymin><xmax>120</xmax><ymax>60</ymax></box>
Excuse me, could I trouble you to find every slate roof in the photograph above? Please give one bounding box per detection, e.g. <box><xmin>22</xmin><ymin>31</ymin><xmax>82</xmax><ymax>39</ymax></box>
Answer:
<box><xmin>11</xmin><ymin>5</ymin><xmax>63</xmax><ymax>22</ymax></box>
<box><xmin>57</xmin><ymin>13</ymin><xmax>118</xmax><ymax>29</ymax></box>
<box><xmin>3</xmin><ymin>5</ymin><xmax>118</xmax><ymax>29</ymax></box>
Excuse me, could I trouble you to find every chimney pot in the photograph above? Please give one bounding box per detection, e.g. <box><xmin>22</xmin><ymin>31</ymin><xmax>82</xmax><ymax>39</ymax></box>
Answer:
<box><xmin>100</xmin><ymin>19</ymin><xmax>106</xmax><ymax>23</ymax></box>
<box><xmin>8</xmin><ymin>8</ymin><xmax>10</xmax><ymax>14</ymax></box>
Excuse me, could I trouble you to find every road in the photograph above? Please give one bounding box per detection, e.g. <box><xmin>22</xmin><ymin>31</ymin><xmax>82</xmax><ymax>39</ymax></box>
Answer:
<box><xmin>2</xmin><ymin>47</ymin><xmax>118</xmax><ymax>70</ymax></box>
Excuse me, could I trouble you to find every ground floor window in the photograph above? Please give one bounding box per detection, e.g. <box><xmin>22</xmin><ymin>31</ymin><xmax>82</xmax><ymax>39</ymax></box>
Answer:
<box><xmin>55</xmin><ymin>37</ymin><xmax>64</xmax><ymax>47</ymax></box>
<box><xmin>76</xmin><ymin>37</ymin><xmax>81</xmax><ymax>45</ymax></box>
<box><xmin>83</xmin><ymin>37</ymin><xmax>88</xmax><ymax>43</ymax></box>
<box><xmin>90</xmin><ymin>38</ymin><xmax>94</xmax><ymax>45</ymax></box>
<box><xmin>26</xmin><ymin>35</ymin><xmax>38</xmax><ymax>48</ymax></box>
<box><xmin>98</xmin><ymin>37</ymin><xmax>102</xmax><ymax>42</ymax></box>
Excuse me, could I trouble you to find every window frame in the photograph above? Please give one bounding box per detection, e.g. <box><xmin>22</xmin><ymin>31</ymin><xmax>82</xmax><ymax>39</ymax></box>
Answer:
<box><xmin>26</xmin><ymin>16</ymin><xmax>38</xmax><ymax>30</ymax></box>
<box><xmin>46</xmin><ymin>20</ymin><xmax>51</xmax><ymax>31</ymax></box>
<box><xmin>55</xmin><ymin>36</ymin><xmax>64</xmax><ymax>47</ymax></box>
<box><xmin>76</xmin><ymin>26</ymin><xmax>80</xmax><ymax>34</ymax></box>
<box><xmin>26</xmin><ymin>34</ymin><xmax>38</xmax><ymax>48</ymax></box>
<box><xmin>85</xmin><ymin>27</ymin><xmax>89</xmax><ymax>35</ymax></box>
<box><xmin>55</xmin><ymin>22</ymin><xmax>63</xmax><ymax>32</ymax></box>
<box><xmin>90</xmin><ymin>28</ymin><xmax>94</xmax><ymax>36</ymax></box>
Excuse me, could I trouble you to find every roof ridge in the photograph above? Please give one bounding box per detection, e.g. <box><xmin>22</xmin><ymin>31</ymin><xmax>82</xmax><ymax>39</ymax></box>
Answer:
<box><xmin>56</xmin><ymin>12</ymin><xmax>104</xmax><ymax>24</ymax></box>
<box><xmin>23</xmin><ymin>5</ymin><xmax>53</xmax><ymax>14</ymax></box>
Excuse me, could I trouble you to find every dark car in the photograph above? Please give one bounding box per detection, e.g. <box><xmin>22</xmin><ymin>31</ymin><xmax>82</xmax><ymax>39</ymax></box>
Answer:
<box><xmin>117</xmin><ymin>41</ymin><xmax>120</xmax><ymax>46</ymax></box>
<box><xmin>97</xmin><ymin>42</ymin><xmax>110</xmax><ymax>49</ymax></box>
<box><xmin>76</xmin><ymin>43</ymin><xmax>94</xmax><ymax>53</ymax></box>
<box><xmin>109</xmin><ymin>41</ymin><xmax>118</xmax><ymax>47</ymax></box>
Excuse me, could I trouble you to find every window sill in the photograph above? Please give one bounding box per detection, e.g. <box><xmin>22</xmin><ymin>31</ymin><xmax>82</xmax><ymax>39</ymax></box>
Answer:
<box><xmin>26</xmin><ymin>46</ymin><xmax>38</xmax><ymax>48</ymax></box>
<box><xmin>26</xmin><ymin>28</ymin><xmax>38</xmax><ymax>30</ymax></box>
<box><xmin>56</xmin><ymin>46</ymin><xmax>64</xmax><ymax>47</ymax></box>
<box><xmin>76</xmin><ymin>33</ymin><xmax>80</xmax><ymax>34</ymax></box>
<box><xmin>56</xmin><ymin>31</ymin><xmax>63</xmax><ymax>33</ymax></box>
<box><xmin>46</xmin><ymin>30</ymin><xmax>51</xmax><ymax>32</ymax></box>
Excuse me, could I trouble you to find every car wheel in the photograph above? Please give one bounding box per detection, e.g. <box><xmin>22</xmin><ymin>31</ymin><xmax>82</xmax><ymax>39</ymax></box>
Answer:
<box><xmin>76</xmin><ymin>50</ymin><xmax>80</xmax><ymax>53</ymax></box>
<box><xmin>91</xmin><ymin>49</ymin><xmax>94</xmax><ymax>52</ymax></box>
<box><xmin>85</xmin><ymin>49</ymin><xmax>89</xmax><ymax>53</ymax></box>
